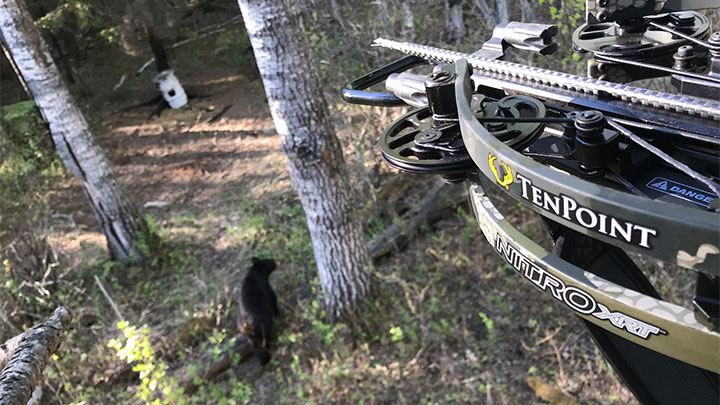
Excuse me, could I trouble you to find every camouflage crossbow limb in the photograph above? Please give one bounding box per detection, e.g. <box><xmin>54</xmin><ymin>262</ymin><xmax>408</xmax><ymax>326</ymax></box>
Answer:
<box><xmin>343</xmin><ymin>2</ymin><xmax>720</xmax><ymax>403</ymax></box>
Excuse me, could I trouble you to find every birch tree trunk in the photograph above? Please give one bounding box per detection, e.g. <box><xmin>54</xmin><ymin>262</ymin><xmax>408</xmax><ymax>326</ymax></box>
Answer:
<box><xmin>238</xmin><ymin>0</ymin><xmax>373</xmax><ymax>320</ymax></box>
<box><xmin>473</xmin><ymin>0</ymin><xmax>509</xmax><ymax>30</ymax></box>
<box><xmin>519</xmin><ymin>0</ymin><xmax>536</xmax><ymax>23</ymax></box>
<box><xmin>400</xmin><ymin>0</ymin><xmax>415</xmax><ymax>41</ymax></box>
<box><xmin>0</xmin><ymin>0</ymin><xmax>152</xmax><ymax>265</ymax></box>
<box><xmin>376</xmin><ymin>0</ymin><xmax>391</xmax><ymax>37</ymax></box>
<box><xmin>473</xmin><ymin>0</ymin><xmax>498</xmax><ymax>29</ymax></box>
<box><xmin>496</xmin><ymin>0</ymin><xmax>509</xmax><ymax>25</ymax></box>
<box><xmin>445</xmin><ymin>0</ymin><xmax>465</xmax><ymax>47</ymax></box>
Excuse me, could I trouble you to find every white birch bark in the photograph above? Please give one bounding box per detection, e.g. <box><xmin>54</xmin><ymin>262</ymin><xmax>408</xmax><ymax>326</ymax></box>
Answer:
<box><xmin>496</xmin><ymin>0</ymin><xmax>509</xmax><ymax>25</ymax></box>
<box><xmin>473</xmin><ymin>0</ymin><xmax>509</xmax><ymax>29</ymax></box>
<box><xmin>473</xmin><ymin>0</ymin><xmax>498</xmax><ymax>29</ymax></box>
<box><xmin>400</xmin><ymin>0</ymin><xmax>414</xmax><ymax>40</ymax></box>
<box><xmin>519</xmin><ymin>0</ymin><xmax>536</xmax><ymax>23</ymax></box>
<box><xmin>238</xmin><ymin>0</ymin><xmax>373</xmax><ymax>320</ymax></box>
<box><xmin>0</xmin><ymin>0</ymin><xmax>150</xmax><ymax>264</ymax></box>
<box><xmin>376</xmin><ymin>0</ymin><xmax>391</xmax><ymax>37</ymax></box>
<box><xmin>445</xmin><ymin>0</ymin><xmax>465</xmax><ymax>46</ymax></box>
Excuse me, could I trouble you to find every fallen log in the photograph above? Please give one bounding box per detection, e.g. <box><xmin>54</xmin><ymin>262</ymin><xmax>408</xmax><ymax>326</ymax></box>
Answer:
<box><xmin>0</xmin><ymin>333</ymin><xmax>24</xmax><ymax>372</ymax></box>
<box><xmin>0</xmin><ymin>307</ymin><xmax>72</xmax><ymax>405</ymax></box>
<box><xmin>368</xmin><ymin>180</ymin><xmax>468</xmax><ymax>260</ymax></box>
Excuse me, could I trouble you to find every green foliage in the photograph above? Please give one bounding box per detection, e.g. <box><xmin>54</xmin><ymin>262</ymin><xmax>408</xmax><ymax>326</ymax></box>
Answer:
<box><xmin>537</xmin><ymin>0</ymin><xmax>587</xmax><ymax>74</ymax></box>
<box><xmin>99</xmin><ymin>26</ymin><xmax>121</xmax><ymax>45</ymax></box>
<box><xmin>0</xmin><ymin>101</ymin><xmax>58</xmax><ymax>179</ymax></box>
<box><xmin>311</xmin><ymin>311</ymin><xmax>338</xmax><ymax>347</ymax></box>
<box><xmin>478</xmin><ymin>312</ymin><xmax>496</xmax><ymax>346</ymax></box>
<box><xmin>229</xmin><ymin>201</ymin><xmax>314</xmax><ymax>282</ymax></box>
<box><xmin>368</xmin><ymin>216</ymin><xmax>384</xmax><ymax>239</ymax></box>
<box><xmin>229</xmin><ymin>378</ymin><xmax>253</xmax><ymax>404</ymax></box>
<box><xmin>106</xmin><ymin>320</ymin><xmax>253</xmax><ymax>404</ymax></box>
<box><xmin>489</xmin><ymin>294</ymin><xmax>512</xmax><ymax>318</ymax></box>
<box><xmin>0</xmin><ymin>101</ymin><xmax>65</xmax><ymax>273</ymax></box>
<box><xmin>107</xmin><ymin>321</ymin><xmax>185</xmax><ymax>404</ymax></box>
<box><xmin>388</xmin><ymin>325</ymin><xmax>404</xmax><ymax>342</ymax></box>
<box><xmin>214</xmin><ymin>31</ymin><xmax>254</xmax><ymax>65</ymax></box>
<box><xmin>35</xmin><ymin>0</ymin><xmax>111</xmax><ymax>44</ymax></box>
<box><xmin>134</xmin><ymin>213</ymin><xmax>162</xmax><ymax>266</ymax></box>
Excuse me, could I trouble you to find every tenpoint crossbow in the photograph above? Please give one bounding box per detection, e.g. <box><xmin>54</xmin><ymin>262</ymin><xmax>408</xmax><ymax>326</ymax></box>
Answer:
<box><xmin>342</xmin><ymin>1</ymin><xmax>720</xmax><ymax>403</ymax></box>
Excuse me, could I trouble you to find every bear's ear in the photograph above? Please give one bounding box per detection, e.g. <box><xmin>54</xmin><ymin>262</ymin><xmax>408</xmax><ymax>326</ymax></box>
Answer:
<box><xmin>251</xmin><ymin>257</ymin><xmax>260</xmax><ymax>264</ymax></box>
<box><xmin>263</xmin><ymin>259</ymin><xmax>277</xmax><ymax>270</ymax></box>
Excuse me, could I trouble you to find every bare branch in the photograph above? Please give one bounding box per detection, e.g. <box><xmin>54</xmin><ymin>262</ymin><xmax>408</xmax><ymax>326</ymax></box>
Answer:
<box><xmin>93</xmin><ymin>275</ymin><xmax>125</xmax><ymax>322</ymax></box>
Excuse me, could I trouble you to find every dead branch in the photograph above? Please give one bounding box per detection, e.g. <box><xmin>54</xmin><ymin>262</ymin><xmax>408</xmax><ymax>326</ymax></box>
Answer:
<box><xmin>1</xmin><ymin>39</ymin><xmax>30</xmax><ymax>98</ymax></box>
<box><xmin>0</xmin><ymin>307</ymin><xmax>72</xmax><ymax>405</ymax></box>
<box><xmin>0</xmin><ymin>307</ymin><xmax>21</xmax><ymax>338</ymax></box>
<box><xmin>206</xmin><ymin>104</ymin><xmax>233</xmax><ymax>124</ymax></box>
<box><xmin>368</xmin><ymin>180</ymin><xmax>468</xmax><ymax>260</ymax></box>
<box><xmin>93</xmin><ymin>275</ymin><xmax>125</xmax><ymax>322</ymax></box>
<box><xmin>175</xmin><ymin>334</ymin><xmax>254</xmax><ymax>395</ymax></box>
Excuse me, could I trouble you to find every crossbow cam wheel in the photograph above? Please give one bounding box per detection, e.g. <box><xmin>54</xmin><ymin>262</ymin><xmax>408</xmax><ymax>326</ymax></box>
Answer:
<box><xmin>573</xmin><ymin>11</ymin><xmax>711</xmax><ymax>81</ymax></box>
<box><xmin>379</xmin><ymin>95</ymin><xmax>547</xmax><ymax>178</ymax></box>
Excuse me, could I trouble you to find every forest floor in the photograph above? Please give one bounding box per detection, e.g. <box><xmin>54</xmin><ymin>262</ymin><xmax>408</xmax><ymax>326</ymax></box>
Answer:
<box><xmin>0</xmin><ymin>29</ymin><xmax>643</xmax><ymax>404</ymax></box>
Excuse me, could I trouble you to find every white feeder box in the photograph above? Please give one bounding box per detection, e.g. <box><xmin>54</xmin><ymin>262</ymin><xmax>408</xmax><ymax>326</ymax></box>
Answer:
<box><xmin>152</xmin><ymin>70</ymin><xmax>187</xmax><ymax>109</ymax></box>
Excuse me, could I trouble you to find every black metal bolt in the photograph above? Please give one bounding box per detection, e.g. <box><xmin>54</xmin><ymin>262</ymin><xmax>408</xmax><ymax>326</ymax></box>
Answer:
<box><xmin>575</xmin><ymin>110</ymin><xmax>605</xmax><ymax>139</ymax></box>
<box><xmin>425</xmin><ymin>71</ymin><xmax>457</xmax><ymax>119</ymax></box>
<box><xmin>670</xmin><ymin>12</ymin><xmax>695</xmax><ymax>27</ymax></box>
<box><xmin>418</xmin><ymin>129</ymin><xmax>442</xmax><ymax>143</ymax></box>
<box><xmin>574</xmin><ymin>110</ymin><xmax>613</xmax><ymax>175</ymax></box>
<box><xmin>673</xmin><ymin>45</ymin><xmax>696</xmax><ymax>71</ymax></box>
<box><xmin>615</xmin><ymin>18</ymin><xmax>646</xmax><ymax>35</ymax></box>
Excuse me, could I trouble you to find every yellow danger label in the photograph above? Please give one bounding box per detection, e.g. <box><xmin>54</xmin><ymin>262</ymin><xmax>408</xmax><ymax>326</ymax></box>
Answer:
<box><xmin>489</xmin><ymin>153</ymin><xmax>513</xmax><ymax>190</ymax></box>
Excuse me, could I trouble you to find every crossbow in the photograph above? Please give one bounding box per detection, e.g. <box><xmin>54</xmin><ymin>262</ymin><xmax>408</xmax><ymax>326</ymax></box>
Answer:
<box><xmin>343</xmin><ymin>1</ymin><xmax>720</xmax><ymax>403</ymax></box>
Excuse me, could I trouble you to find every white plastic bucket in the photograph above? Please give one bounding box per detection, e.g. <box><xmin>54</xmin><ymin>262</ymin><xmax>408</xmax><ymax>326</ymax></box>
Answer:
<box><xmin>152</xmin><ymin>70</ymin><xmax>188</xmax><ymax>109</ymax></box>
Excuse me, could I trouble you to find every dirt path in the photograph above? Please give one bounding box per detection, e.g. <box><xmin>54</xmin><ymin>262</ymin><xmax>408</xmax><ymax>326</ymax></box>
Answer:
<box><xmin>50</xmin><ymin>65</ymin><xmax>288</xmax><ymax>257</ymax></box>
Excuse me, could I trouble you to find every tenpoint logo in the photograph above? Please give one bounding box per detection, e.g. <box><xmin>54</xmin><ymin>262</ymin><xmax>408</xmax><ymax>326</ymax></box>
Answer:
<box><xmin>488</xmin><ymin>153</ymin><xmax>513</xmax><ymax>190</ymax></box>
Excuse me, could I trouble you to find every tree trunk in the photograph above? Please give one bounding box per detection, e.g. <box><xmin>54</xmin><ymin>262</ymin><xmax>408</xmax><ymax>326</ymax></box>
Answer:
<box><xmin>519</xmin><ymin>0</ymin><xmax>536</xmax><ymax>23</ymax></box>
<box><xmin>0</xmin><ymin>0</ymin><xmax>152</xmax><ymax>265</ymax></box>
<box><xmin>473</xmin><ymin>0</ymin><xmax>497</xmax><ymax>29</ymax></box>
<box><xmin>496</xmin><ymin>0</ymin><xmax>509</xmax><ymax>25</ymax></box>
<box><xmin>445</xmin><ymin>0</ymin><xmax>465</xmax><ymax>47</ymax></box>
<box><xmin>376</xmin><ymin>0</ymin><xmax>391</xmax><ymax>37</ymax></box>
<box><xmin>147</xmin><ymin>25</ymin><xmax>170</xmax><ymax>72</ymax></box>
<box><xmin>237</xmin><ymin>0</ymin><xmax>373</xmax><ymax>320</ymax></box>
<box><xmin>400</xmin><ymin>0</ymin><xmax>415</xmax><ymax>41</ymax></box>
<box><xmin>0</xmin><ymin>307</ymin><xmax>72</xmax><ymax>405</ymax></box>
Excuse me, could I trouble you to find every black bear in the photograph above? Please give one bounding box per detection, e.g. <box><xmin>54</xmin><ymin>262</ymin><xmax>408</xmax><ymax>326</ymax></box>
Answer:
<box><xmin>237</xmin><ymin>257</ymin><xmax>279</xmax><ymax>365</ymax></box>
